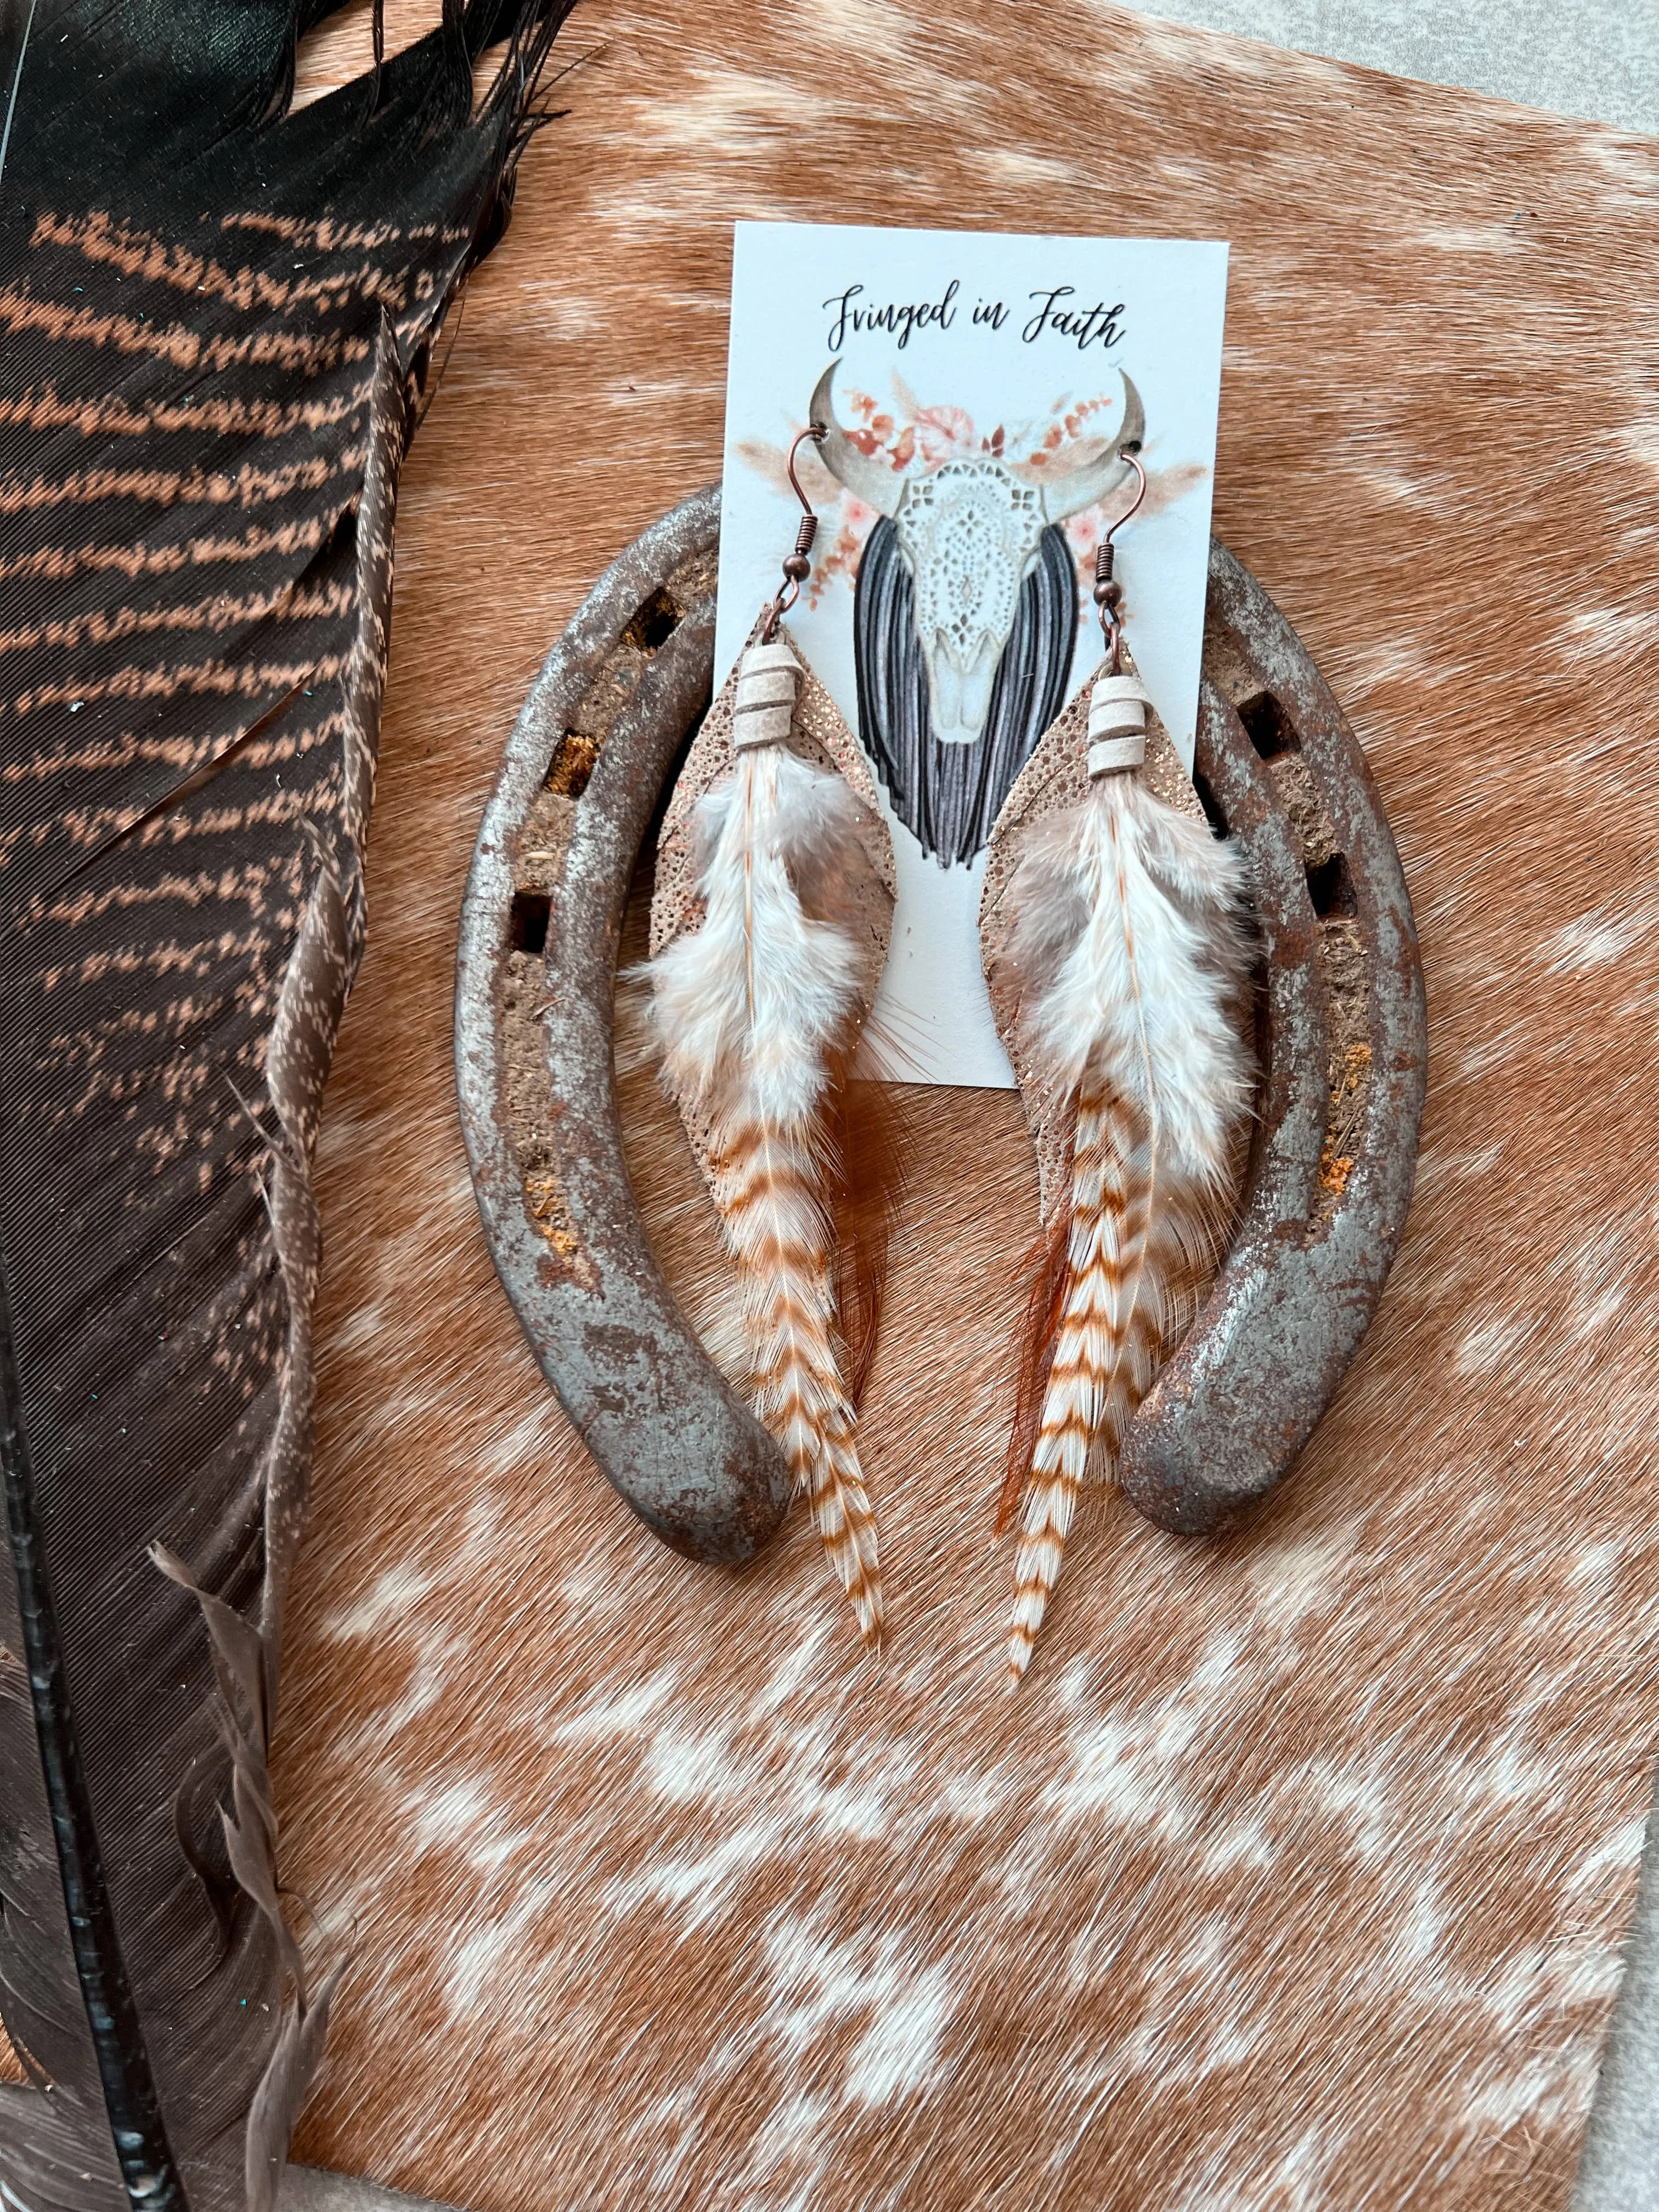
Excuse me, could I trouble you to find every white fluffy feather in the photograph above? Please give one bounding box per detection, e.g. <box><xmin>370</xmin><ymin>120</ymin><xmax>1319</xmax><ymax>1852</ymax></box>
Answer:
<box><xmin>1028</xmin><ymin>775</ymin><xmax>1251</xmax><ymax>1175</ymax></box>
<box><xmin>649</xmin><ymin>742</ymin><xmax>883</xmax><ymax>1646</ymax></box>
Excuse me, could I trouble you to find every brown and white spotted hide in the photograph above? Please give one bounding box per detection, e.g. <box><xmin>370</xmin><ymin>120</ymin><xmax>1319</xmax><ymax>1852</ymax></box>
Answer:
<box><xmin>11</xmin><ymin>5</ymin><xmax>1652</xmax><ymax>2209</ymax></box>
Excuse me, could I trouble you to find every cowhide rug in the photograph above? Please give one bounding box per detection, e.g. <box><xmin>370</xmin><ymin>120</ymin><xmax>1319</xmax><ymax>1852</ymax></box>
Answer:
<box><xmin>12</xmin><ymin>3</ymin><xmax>1655</xmax><ymax>2206</ymax></box>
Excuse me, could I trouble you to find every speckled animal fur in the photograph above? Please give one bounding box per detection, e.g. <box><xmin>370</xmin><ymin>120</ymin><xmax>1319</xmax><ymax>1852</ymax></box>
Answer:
<box><xmin>12</xmin><ymin>3</ymin><xmax>1649</xmax><ymax>2205</ymax></box>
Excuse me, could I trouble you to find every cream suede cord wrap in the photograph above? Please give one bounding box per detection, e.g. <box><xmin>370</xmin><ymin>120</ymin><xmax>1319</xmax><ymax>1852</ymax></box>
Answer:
<box><xmin>733</xmin><ymin>637</ymin><xmax>801</xmax><ymax>750</ymax></box>
<box><xmin>1086</xmin><ymin>672</ymin><xmax>1151</xmax><ymax>777</ymax></box>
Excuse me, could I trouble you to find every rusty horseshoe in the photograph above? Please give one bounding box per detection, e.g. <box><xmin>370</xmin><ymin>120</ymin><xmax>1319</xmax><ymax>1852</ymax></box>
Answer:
<box><xmin>455</xmin><ymin>487</ymin><xmax>1425</xmax><ymax>1557</ymax></box>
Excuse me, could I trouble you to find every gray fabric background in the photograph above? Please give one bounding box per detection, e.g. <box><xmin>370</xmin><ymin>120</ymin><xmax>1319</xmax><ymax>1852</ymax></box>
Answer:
<box><xmin>1574</xmin><ymin>1764</ymin><xmax>1659</xmax><ymax>2209</ymax></box>
<box><xmin>1138</xmin><ymin>0</ymin><xmax>1659</xmax><ymax>134</ymax></box>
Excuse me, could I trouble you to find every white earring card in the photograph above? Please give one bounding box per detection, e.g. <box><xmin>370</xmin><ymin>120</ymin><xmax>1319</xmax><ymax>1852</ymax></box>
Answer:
<box><xmin>716</xmin><ymin>221</ymin><xmax>1228</xmax><ymax>1088</ymax></box>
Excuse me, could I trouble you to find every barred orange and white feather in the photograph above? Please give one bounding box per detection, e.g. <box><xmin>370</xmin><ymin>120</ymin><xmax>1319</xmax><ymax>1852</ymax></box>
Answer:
<box><xmin>648</xmin><ymin>710</ymin><xmax>884</xmax><ymax>1647</ymax></box>
<box><xmin>708</xmin><ymin>1111</ymin><xmax>881</xmax><ymax>1644</ymax></box>
<box><xmin>1003</xmin><ymin>744</ymin><xmax>1253</xmax><ymax>1682</ymax></box>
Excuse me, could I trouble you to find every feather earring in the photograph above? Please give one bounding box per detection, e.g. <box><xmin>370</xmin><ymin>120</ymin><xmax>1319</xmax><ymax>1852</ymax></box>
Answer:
<box><xmin>981</xmin><ymin>453</ymin><xmax>1255</xmax><ymax>1684</ymax></box>
<box><xmin>647</xmin><ymin>432</ymin><xmax>898</xmax><ymax>1648</ymax></box>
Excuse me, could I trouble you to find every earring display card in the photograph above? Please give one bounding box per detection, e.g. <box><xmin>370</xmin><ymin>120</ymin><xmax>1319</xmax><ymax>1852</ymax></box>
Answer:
<box><xmin>716</xmin><ymin>219</ymin><xmax>1227</xmax><ymax>1088</ymax></box>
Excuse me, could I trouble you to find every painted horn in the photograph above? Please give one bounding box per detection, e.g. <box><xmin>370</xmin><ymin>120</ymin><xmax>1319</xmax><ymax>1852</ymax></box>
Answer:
<box><xmin>809</xmin><ymin>358</ymin><xmax>905</xmax><ymax>517</ymax></box>
<box><xmin>1020</xmin><ymin>370</ymin><xmax>1147</xmax><ymax>521</ymax></box>
<box><xmin>458</xmin><ymin>489</ymin><xmax>1426</xmax><ymax>1560</ymax></box>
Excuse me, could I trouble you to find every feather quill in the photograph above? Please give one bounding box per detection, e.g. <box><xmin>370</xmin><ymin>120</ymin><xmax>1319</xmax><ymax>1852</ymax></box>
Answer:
<box><xmin>0</xmin><ymin>5</ymin><xmax>570</xmax><ymax>2206</ymax></box>
<box><xmin>648</xmin><ymin>680</ymin><xmax>888</xmax><ymax>1647</ymax></box>
<box><xmin>1001</xmin><ymin>738</ymin><xmax>1252</xmax><ymax>1682</ymax></box>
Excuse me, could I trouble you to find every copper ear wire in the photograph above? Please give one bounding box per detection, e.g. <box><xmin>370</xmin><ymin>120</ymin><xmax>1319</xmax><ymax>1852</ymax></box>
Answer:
<box><xmin>1092</xmin><ymin>445</ymin><xmax>1148</xmax><ymax>674</ymax></box>
<box><xmin>786</xmin><ymin>421</ymin><xmax>825</xmax><ymax>513</ymax></box>
<box><xmin>759</xmin><ymin>423</ymin><xmax>826</xmax><ymax>641</ymax></box>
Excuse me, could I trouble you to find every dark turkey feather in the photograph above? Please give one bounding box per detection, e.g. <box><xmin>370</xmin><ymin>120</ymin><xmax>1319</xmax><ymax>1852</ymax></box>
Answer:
<box><xmin>853</xmin><ymin>516</ymin><xmax>1077</xmax><ymax>867</ymax></box>
<box><xmin>0</xmin><ymin>5</ymin><xmax>569</xmax><ymax>2207</ymax></box>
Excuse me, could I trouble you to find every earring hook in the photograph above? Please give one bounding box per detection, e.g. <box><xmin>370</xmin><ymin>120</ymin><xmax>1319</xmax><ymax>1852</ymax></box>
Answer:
<box><xmin>760</xmin><ymin>424</ymin><xmax>826</xmax><ymax>641</ymax></box>
<box><xmin>785</xmin><ymin>423</ymin><xmax>823</xmax><ymax>515</ymax></box>
<box><xmin>1093</xmin><ymin>444</ymin><xmax>1148</xmax><ymax>672</ymax></box>
<box><xmin>1104</xmin><ymin>446</ymin><xmax>1147</xmax><ymax>544</ymax></box>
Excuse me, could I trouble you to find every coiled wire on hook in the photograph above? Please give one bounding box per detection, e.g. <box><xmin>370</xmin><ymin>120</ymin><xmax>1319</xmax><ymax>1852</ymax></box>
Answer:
<box><xmin>759</xmin><ymin>424</ymin><xmax>826</xmax><ymax>641</ymax></box>
<box><xmin>1092</xmin><ymin>446</ymin><xmax>1148</xmax><ymax>674</ymax></box>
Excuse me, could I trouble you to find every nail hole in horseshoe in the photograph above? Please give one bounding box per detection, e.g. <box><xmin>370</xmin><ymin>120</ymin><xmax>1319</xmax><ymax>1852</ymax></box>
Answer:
<box><xmin>1305</xmin><ymin>853</ymin><xmax>1358</xmax><ymax>918</ymax></box>
<box><xmin>622</xmin><ymin>586</ymin><xmax>683</xmax><ymax>654</ymax></box>
<box><xmin>545</xmin><ymin>731</ymin><xmax>600</xmax><ymax>798</ymax></box>
<box><xmin>509</xmin><ymin>889</ymin><xmax>551</xmax><ymax>955</ymax></box>
<box><xmin>1236</xmin><ymin>689</ymin><xmax>1300</xmax><ymax>761</ymax></box>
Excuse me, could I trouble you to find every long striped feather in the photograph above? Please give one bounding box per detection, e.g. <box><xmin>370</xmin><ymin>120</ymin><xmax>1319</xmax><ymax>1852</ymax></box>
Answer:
<box><xmin>1002</xmin><ymin>756</ymin><xmax>1252</xmax><ymax>1681</ymax></box>
<box><xmin>649</xmin><ymin>735</ymin><xmax>884</xmax><ymax>1646</ymax></box>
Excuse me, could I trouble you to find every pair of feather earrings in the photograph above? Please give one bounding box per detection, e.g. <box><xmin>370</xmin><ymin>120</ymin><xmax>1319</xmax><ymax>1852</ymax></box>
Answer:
<box><xmin>646</xmin><ymin>420</ymin><xmax>1253</xmax><ymax>1682</ymax></box>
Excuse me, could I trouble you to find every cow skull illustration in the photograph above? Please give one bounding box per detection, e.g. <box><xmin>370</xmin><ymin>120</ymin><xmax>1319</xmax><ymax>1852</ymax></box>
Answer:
<box><xmin>810</xmin><ymin>360</ymin><xmax>1145</xmax><ymax>748</ymax></box>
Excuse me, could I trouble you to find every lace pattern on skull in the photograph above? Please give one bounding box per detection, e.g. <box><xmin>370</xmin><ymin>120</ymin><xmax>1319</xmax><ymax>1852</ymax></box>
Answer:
<box><xmin>895</xmin><ymin>462</ymin><xmax>1047</xmax><ymax>745</ymax></box>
